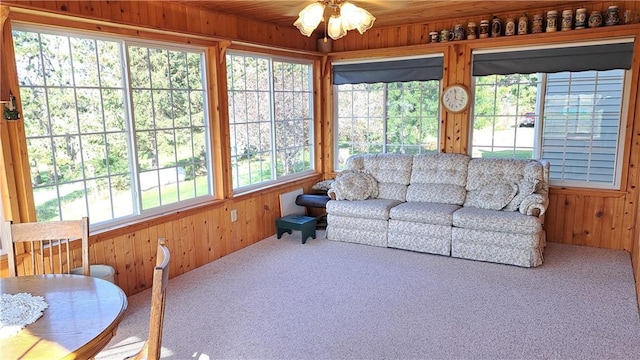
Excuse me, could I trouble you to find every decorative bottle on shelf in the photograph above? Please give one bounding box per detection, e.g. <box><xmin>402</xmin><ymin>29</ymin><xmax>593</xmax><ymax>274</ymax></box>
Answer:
<box><xmin>479</xmin><ymin>19</ymin><xmax>490</xmax><ymax>38</ymax></box>
<box><xmin>491</xmin><ymin>16</ymin><xmax>502</xmax><ymax>37</ymax></box>
<box><xmin>505</xmin><ymin>18</ymin><xmax>516</xmax><ymax>35</ymax></box>
<box><xmin>561</xmin><ymin>9</ymin><xmax>573</xmax><ymax>31</ymax></box>
<box><xmin>532</xmin><ymin>13</ymin><xmax>544</xmax><ymax>33</ymax></box>
<box><xmin>606</xmin><ymin>5</ymin><xmax>620</xmax><ymax>26</ymax></box>
<box><xmin>589</xmin><ymin>10</ymin><xmax>603</xmax><ymax>28</ymax></box>
<box><xmin>467</xmin><ymin>22</ymin><xmax>477</xmax><ymax>39</ymax></box>
<box><xmin>575</xmin><ymin>8</ymin><xmax>587</xmax><ymax>29</ymax></box>
<box><xmin>518</xmin><ymin>14</ymin><xmax>529</xmax><ymax>35</ymax></box>
<box><xmin>546</xmin><ymin>10</ymin><xmax>558</xmax><ymax>32</ymax></box>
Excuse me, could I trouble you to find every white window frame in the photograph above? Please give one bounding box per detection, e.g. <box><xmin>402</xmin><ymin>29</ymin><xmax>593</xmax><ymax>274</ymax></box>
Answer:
<box><xmin>12</xmin><ymin>24</ymin><xmax>215</xmax><ymax>231</ymax></box>
<box><xmin>470</xmin><ymin>41</ymin><xmax>631</xmax><ymax>190</ymax></box>
<box><xmin>332</xmin><ymin>55</ymin><xmax>443</xmax><ymax>171</ymax></box>
<box><xmin>226</xmin><ymin>50</ymin><xmax>315</xmax><ymax>193</ymax></box>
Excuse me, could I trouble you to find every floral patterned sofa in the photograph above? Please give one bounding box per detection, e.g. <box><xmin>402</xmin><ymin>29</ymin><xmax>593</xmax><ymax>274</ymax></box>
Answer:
<box><xmin>326</xmin><ymin>153</ymin><xmax>550</xmax><ymax>267</ymax></box>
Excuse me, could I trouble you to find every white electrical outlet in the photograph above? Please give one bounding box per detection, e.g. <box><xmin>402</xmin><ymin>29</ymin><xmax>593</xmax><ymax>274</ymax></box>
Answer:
<box><xmin>230</xmin><ymin>209</ymin><xmax>237</xmax><ymax>222</ymax></box>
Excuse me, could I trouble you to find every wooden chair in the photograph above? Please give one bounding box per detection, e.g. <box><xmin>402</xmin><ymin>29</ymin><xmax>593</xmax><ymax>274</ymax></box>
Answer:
<box><xmin>127</xmin><ymin>238</ymin><xmax>171</xmax><ymax>360</ymax></box>
<box><xmin>1</xmin><ymin>217</ymin><xmax>90</xmax><ymax>277</ymax></box>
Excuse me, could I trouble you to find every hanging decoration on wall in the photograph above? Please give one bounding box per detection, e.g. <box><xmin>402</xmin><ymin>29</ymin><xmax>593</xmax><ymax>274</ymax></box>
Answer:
<box><xmin>2</xmin><ymin>92</ymin><xmax>20</xmax><ymax>121</ymax></box>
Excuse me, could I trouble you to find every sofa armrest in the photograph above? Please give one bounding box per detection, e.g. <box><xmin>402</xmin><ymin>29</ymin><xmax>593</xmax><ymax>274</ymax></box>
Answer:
<box><xmin>519</xmin><ymin>193</ymin><xmax>548</xmax><ymax>217</ymax></box>
<box><xmin>327</xmin><ymin>188</ymin><xmax>337</xmax><ymax>200</ymax></box>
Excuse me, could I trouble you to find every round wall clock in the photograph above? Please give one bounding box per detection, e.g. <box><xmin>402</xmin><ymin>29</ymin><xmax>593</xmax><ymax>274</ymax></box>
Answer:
<box><xmin>441</xmin><ymin>84</ymin><xmax>470</xmax><ymax>113</ymax></box>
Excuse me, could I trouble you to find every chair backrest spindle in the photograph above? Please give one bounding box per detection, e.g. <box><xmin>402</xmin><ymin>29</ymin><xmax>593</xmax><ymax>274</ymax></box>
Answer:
<box><xmin>1</xmin><ymin>218</ymin><xmax>91</xmax><ymax>277</ymax></box>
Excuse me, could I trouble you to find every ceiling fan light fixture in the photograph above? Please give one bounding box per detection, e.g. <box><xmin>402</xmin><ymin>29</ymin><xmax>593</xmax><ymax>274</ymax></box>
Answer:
<box><xmin>293</xmin><ymin>0</ymin><xmax>374</xmax><ymax>40</ymax></box>
<box><xmin>339</xmin><ymin>1</ymin><xmax>374</xmax><ymax>32</ymax></box>
<box><xmin>327</xmin><ymin>14</ymin><xmax>347</xmax><ymax>40</ymax></box>
<box><xmin>294</xmin><ymin>2</ymin><xmax>325</xmax><ymax>37</ymax></box>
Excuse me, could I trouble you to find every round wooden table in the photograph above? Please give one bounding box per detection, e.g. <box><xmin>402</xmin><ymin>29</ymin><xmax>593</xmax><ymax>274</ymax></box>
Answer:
<box><xmin>0</xmin><ymin>274</ymin><xmax>128</xmax><ymax>360</ymax></box>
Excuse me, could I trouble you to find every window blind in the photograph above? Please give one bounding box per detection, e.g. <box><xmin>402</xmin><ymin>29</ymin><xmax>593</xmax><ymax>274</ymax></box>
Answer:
<box><xmin>473</xmin><ymin>41</ymin><xmax>634</xmax><ymax>76</ymax></box>
<box><xmin>540</xmin><ymin>70</ymin><xmax>624</xmax><ymax>185</ymax></box>
<box><xmin>333</xmin><ymin>56</ymin><xmax>444</xmax><ymax>85</ymax></box>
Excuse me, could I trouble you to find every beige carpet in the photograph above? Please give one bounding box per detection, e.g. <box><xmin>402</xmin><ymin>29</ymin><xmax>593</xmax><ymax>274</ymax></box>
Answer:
<box><xmin>97</xmin><ymin>230</ymin><xmax>640</xmax><ymax>359</ymax></box>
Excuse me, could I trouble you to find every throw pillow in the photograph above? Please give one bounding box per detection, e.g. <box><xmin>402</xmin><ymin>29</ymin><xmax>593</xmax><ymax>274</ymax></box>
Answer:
<box><xmin>503</xmin><ymin>180</ymin><xmax>537</xmax><ymax>212</ymax></box>
<box><xmin>312</xmin><ymin>179</ymin><xmax>334</xmax><ymax>193</ymax></box>
<box><xmin>464</xmin><ymin>182</ymin><xmax>518</xmax><ymax>210</ymax></box>
<box><xmin>328</xmin><ymin>170</ymin><xmax>378</xmax><ymax>201</ymax></box>
<box><xmin>523</xmin><ymin>161</ymin><xmax>543</xmax><ymax>191</ymax></box>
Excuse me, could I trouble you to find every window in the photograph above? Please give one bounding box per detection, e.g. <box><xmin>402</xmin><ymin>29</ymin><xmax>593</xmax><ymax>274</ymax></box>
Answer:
<box><xmin>471</xmin><ymin>41</ymin><xmax>633</xmax><ymax>189</ymax></box>
<box><xmin>226</xmin><ymin>52</ymin><xmax>314</xmax><ymax>190</ymax></box>
<box><xmin>335</xmin><ymin>82</ymin><xmax>440</xmax><ymax>168</ymax></box>
<box><xmin>13</xmin><ymin>26</ymin><xmax>212</xmax><ymax>228</ymax></box>
<box><xmin>333</xmin><ymin>56</ymin><xmax>443</xmax><ymax>170</ymax></box>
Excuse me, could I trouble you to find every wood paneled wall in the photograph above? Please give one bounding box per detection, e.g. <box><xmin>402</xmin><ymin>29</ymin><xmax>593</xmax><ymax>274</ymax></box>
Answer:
<box><xmin>0</xmin><ymin>178</ymin><xmax>323</xmax><ymax>292</ymax></box>
<box><xmin>327</xmin><ymin>27</ymin><xmax>640</xmax><ymax>250</ymax></box>
<box><xmin>327</xmin><ymin>1</ymin><xmax>640</xmax><ymax>309</ymax></box>
<box><xmin>90</xmin><ymin>178</ymin><xmax>323</xmax><ymax>296</ymax></box>
<box><xmin>1</xmin><ymin>0</ymin><xmax>639</xmax><ymax>309</ymax></box>
<box><xmin>0</xmin><ymin>1</ymin><xmax>324</xmax><ymax>296</ymax></box>
<box><xmin>1</xmin><ymin>0</ymin><xmax>315</xmax><ymax>51</ymax></box>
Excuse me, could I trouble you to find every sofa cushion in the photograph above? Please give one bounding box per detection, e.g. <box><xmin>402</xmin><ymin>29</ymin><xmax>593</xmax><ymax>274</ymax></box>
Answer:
<box><xmin>377</xmin><ymin>183</ymin><xmax>408</xmax><ymax>202</ymax></box>
<box><xmin>390</xmin><ymin>202</ymin><xmax>461</xmax><ymax>226</ymax></box>
<box><xmin>406</xmin><ymin>183</ymin><xmax>467</xmax><ymax>205</ymax></box>
<box><xmin>503</xmin><ymin>179</ymin><xmax>537</xmax><ymax>212</ymax></box>
<box><xmin>464</xmin><ymin>183</ymin><xmax>518</xmax><ymax>210</ymax></box>
<box><xmin>452</xmin><ymin>207</ymin><xmax>542</xmax><ymax>234</ymax></box>
<box><xmin>410</xmin><ymin>153</ymin><xmax>470</xmax><ymax>186</ymax></box>
<box><xmin>345</xmin><ymin>154</ymin><xmax>413</xmax><ymax>202</ymax></box>
<box><xmin>328</xmin><ymin>170</ymin><xmax>378</xmax><ymax>201</ymax></box>
<box><xmin>406</xmin><ymin>153</ymin><xmax>469</xmax><ymax>205</ymax></box>
<box><xmin>466</xmin><ymin>158</ymin><xmax>526</xmax><ymax>191</ymax></box>
<box><xmin>523</xmin><ymin>160</ymin><xmax>544</xmax><ymax>191</ymax></box>
<box><xmin>326</xmin><ymin>198</ymin><xmax>402</xmax><ymax>220</ymax></box>
<box><xmin>345</xmin><ymin>155</ymin><xmax>365</xmax><ymax>171</ymax></box>
<box><xmin>363</xmin><ymin>154</ymin><xmax>413</xmax><ymax>184</ymax></box>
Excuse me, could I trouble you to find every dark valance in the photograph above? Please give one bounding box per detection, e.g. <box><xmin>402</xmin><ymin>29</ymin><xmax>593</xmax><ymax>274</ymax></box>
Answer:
<box><xmin>472</xmin><ymin>41</ymin><xmax>634</xmax><ymax>76</ymax></box>
<box><xmin>333</xmin><ymin>56</ymin><xmax>444</xmax><ymax>85</ymax></box>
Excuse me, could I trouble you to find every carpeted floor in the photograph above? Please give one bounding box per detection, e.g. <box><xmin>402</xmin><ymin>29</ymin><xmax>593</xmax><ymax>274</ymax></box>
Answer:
<box><xmin>96</xmin><ymin>230</ymin><xmax>640</xmax><ymax>359</ymax></box>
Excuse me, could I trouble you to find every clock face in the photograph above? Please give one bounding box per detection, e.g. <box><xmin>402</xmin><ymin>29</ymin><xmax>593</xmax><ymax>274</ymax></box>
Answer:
<box><xmin>441</xmin><ymin>85</ymin><xmax>470</xmax><ymax>113</ymax></box>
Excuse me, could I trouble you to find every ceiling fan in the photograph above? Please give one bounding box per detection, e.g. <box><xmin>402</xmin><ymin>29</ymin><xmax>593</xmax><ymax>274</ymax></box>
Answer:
<box><xmin>293</xmin><ymin>0</ymin><xmax>377</xmax><ymax>40</ymax></box>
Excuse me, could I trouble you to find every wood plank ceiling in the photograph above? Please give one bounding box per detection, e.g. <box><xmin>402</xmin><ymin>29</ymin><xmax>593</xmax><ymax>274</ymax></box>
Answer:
<box><xmin>175</xmin><ymin>0</ymin><xmax>589</xmax><ymax>29</ymax></box>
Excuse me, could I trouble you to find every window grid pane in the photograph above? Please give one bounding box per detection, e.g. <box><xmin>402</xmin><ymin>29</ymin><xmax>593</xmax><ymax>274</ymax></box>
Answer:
<box><xmin>335</xmin><ymin>81</ymin><xmax>440</xmax><ymax>170</ymax></box>
<box><xmin>15</xmin><ymin>30</ymin><xmax>132</xmax><ymax>223</ymax></box>
<box><xmin>471</xmin><ymin>69</ymin><xmax>625</xmax><ymax>188</ymax></box>
<box><xmin>226</xmin><ymin>53</ymin><xmax>314</xmax><ymax>190</ymax></box>
<box><xmin>13</xmin><ymin>27</ymin><xmax>213</xmax><ymax>227</ymax></box>
<box><xmin>128</xmin><ymin>45</ymin><xmax>211</xmax><ymax>209</ymax></box>
<box><xmin>472</xmin><ymin>74</ymin><xmax>538</xmax><ymax>160</ymax></box>
<box><xmin>273</xmin><ymin>61</ymin><xmax>313</xmax><ymax>178</ymax></box>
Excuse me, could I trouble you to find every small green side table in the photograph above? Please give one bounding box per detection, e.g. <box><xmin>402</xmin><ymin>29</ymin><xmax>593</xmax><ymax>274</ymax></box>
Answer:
<box><xmin>275</xmin><ymin>215</ymin><xmax>317</xmax><ymax>244</ymax></box>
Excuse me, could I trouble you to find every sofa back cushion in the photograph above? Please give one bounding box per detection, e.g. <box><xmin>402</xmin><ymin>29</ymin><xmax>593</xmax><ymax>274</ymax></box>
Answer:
<box><xmin>406</xmin><ymin>153</ymin><xmax>470</xmax><ymax>205</ymax></box>
<box><xmin>346</xmin><ymin>154</ymin><xmax>413</xmax><ymax>201</ymax></box>
<box><xmin>465</xmin><ymin>158</ymin><xmax>544</xmax><ymax>211</ymax></box>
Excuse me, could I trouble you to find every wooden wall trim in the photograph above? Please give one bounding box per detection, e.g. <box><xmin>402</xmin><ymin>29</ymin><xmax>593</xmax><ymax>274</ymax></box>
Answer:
<box><xmin>230</xmin><ymin>41</ymin><xmax>322</xmax><ymax>58</ymax></box>
<box><xmin>549</xmin><ymin>187</ymin><xmax>628</xmax><ymax>198</ymax></box>
<box><xmin>90</xmin><ymin>199</ymin><xmax>227</xmax><ymax>244</ymax></box>
<box><xmin>321</xmin><ymin>55</ymin><xmax>334</xmax><ymax>175</ymax></box>
<box><xmin>0</xmin><ymin>9</ymin><xmax>35</xmax><ymax>223</ymax></box>
<box><xmin>313</xmin><ymin>59</ymin><xmax>324</xmax><ymax>174</ymax></box>
<box><xmin>206</xmin><ymin>44</ymin><xmax>226</xmax><ymax>201</ymax></box>
<box><xmin>3</xmin><ymin>0</ymin><xmax>315</xmax><ymax>51</ymax></box>
<box><xmin>328</xmin><ymin>42</ymin><xmax>449</xmax><ymax>61</ymax></box>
